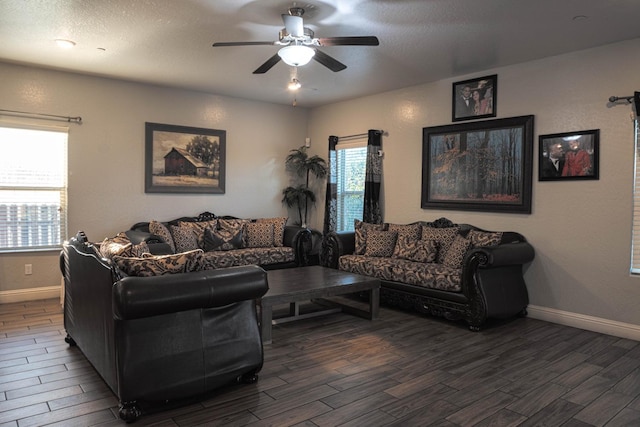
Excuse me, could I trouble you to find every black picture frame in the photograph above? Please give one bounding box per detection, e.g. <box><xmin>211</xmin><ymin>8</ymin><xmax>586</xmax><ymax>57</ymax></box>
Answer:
<box><xmin>538</xmin><ymin>129</ymin><xmax>599</xmax><ymax>181</ymax></box>
<box><xmin>452</xmin><ymin>74</ymin><xmax>497</xmax><ymax>122</ymax></box>
<box><xmin>145</xmin><ymin>122</ymin><xmax>226</xmax><ymax>194</ymax></box>
<box><xmin>421</xmin><ymin>115</ymin><xmax>534</xmax><ymax>214</ymax></box>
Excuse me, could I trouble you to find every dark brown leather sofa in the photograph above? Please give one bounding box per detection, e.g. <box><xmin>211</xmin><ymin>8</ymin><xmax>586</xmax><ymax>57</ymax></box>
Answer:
<box><xmin>60</xmin><ymin>231</ymin><xmax>269</xmax><ymax>422</ymax></box>
<box><xmin>321</xmin><ymin>218</ymin><xmax>534</xmax><ymax>331</ymax></box>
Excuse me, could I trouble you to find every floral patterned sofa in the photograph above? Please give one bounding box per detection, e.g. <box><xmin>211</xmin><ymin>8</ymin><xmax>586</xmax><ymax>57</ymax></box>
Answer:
<box><xmin>321</xmin><ymin>218</ymin><xmax>535</xmax><ymax>330</ymax></box>
<box><xmin>95</xmin><ymin>212</ymin><xmax>310</xmax><ymax>276</ymax></box>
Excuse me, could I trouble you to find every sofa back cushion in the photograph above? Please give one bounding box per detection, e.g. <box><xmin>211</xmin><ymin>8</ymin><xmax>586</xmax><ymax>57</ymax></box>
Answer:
<box><xmin>99</xmin><ymin>232</ymin><xmax>149</xmax><ymax>260</ymax></box>
<box><xmin>392</xmin><ymin>235</ymin><xmax>438</xmax><ymax>263</ymax></box>
<box><xmin>442</xmin><ymin>235</ymin><xmax>472</xmax><ymax>269</ymax></box>
<box><xmin>204</xmin><ymin>227</ymin><xmax>244</xmax><ymax>251</ymax></box>
<box><xmin>421</xmin><ymin>226</ymin><xmax>460</xmax><ymax>264</ymax></box>
<box><xmin>467</xmin><ymin>230</ymin><xmax>503</xmax><ymax>247</ymax></box>
<box><xmin>364</xmin><ymin>230</ymin><xmax>398</xmax><ymax>257</ymax></box>
<box><xmin>245</xmin><ymin>222</ymin><xmax>275</xmax><ymax>248</ymax></box>
<box><xmin>149</xmin><ymin>220</ymin><xmax>176</xmax><ymax>253</ymax></box>
<box><xmin>255</xmin><ymin>217</ymin><xmax>287</xmax><ymax>247</ymax></box>
<box><xmin>354</xmin><ymin>219</ymin><xmax>386</xmax><ymax>255</ymax></box>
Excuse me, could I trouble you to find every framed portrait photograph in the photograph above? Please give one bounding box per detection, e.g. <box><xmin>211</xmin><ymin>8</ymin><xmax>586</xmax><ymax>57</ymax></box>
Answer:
<box><xmin>452</xmin><ymin>74</ymin><xmax>497</xmax><ymax>122</ymax></box>
<box><xmin>145</xmin><ymin>122</ymin><xmax>226</xmax><ymax>194</ymax></box>
<box><xmin>422</xmin><ymin>115</ymin><xmax>534</xmax><ymax>214</ymax></box>
<box><xmin>538</xmin><ymin>129</ymin><xmax>599</xmax><ymax>181</ymax></box>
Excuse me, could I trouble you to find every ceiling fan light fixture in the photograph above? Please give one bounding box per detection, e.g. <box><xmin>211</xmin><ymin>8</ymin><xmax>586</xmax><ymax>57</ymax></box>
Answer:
<box><xmin>288</xmin><ymin>78</ymin><xmax>302</xmax><ymax>91</ymax></box>
<box><xmin>278</xmin><ymin>45</ymin><xmax>315</xmax><ymax>67</ymax></box>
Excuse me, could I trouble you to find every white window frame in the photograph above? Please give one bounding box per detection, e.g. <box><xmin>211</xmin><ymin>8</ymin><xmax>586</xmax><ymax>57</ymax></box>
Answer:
<box><xmin>0</xmin><ymin>122</ymin><xmax>68</xmax><ymax>253</ymax></box>
<box><xmin>336</xmin><ymin>140</ymin><xmax>367</xmax><ymax>232</ymax></box>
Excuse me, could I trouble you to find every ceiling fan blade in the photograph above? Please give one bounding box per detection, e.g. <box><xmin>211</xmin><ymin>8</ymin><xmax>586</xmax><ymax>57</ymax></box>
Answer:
<box><xmin>212</xmin><ymin>41</ymin><xmax>276</xmax><ymax>47</ymax></box>
<box><xmin>253</xmin><ymin>53</ymin><xmax>282</xmax><ymax>74</ymax></box>
<box><xmin>282</xmin><ymin>14</ymin><xmax>304</xmax><ymax>37</ymax></box>
<box><xmin>313</xmin><ymin>49</ymin><xmax>347</xmax><ymax>72</ymax></box>
<box><xmin>317</xmin><ymin>36</ymin><xmax>380</xmax><ymax>46</ymax></box>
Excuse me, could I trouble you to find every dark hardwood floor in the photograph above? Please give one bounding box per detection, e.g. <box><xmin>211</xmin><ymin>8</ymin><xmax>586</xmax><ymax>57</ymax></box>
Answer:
<box><xmin>2</xmin><ymin>298</ymin><xmax>640</xmax><ymax>426</ymax></box>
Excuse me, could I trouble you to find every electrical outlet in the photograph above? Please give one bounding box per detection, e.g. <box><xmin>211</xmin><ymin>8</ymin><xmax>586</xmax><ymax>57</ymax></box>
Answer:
<box><xmin>25</xmin><ymin>264</ymin><xmax>32</xmax><ymax>275</ymax></box>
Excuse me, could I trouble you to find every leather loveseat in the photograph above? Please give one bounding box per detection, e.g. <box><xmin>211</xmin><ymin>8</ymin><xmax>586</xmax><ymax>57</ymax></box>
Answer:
<box><xmin>322</xmin><ymin>218</ymin><xmax>534</xmax><ymax>331</ymax></box>
<box><xmin>60</xmin><ymin>231</ymin><xmax>269</xmax><ymax>422</ymax></box>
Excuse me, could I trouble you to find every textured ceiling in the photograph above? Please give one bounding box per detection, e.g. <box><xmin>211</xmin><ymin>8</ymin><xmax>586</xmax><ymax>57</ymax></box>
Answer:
<box><xmin>1</xmin><ymin>0</ymin><xmax>640</xmax><ymax>107</ymax></box>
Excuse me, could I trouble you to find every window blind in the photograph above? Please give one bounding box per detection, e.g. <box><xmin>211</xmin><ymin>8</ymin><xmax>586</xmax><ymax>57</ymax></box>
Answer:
<box><xmin>0</xmin><ymin>124</ymin><xmax>68</xmax><ymax>251</ymax></box>
<box><xmin>336</xmin><ymin>142</ymin><xmax>367</xmax><ymax>232</ymax></box>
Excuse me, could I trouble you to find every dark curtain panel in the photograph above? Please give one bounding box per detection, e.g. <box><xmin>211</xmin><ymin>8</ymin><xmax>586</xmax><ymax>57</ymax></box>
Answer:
<box><xmin>322</xmin><ymin>135</ymin><xmax>338</xmax><ymax>235</ymax></box>
<box><xmin>363</xmin><ymin>130</ymin><xmax>383</xmax><ymax>224</ymax></box>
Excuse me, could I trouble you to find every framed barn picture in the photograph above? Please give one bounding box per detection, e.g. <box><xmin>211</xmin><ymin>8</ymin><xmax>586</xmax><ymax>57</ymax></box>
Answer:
<box><xmin>421</xmin><ymin>115</ymin><xmax>534</xmax><ymax>213</ymax></box>
<box><xmin>145</xmin><ymin>122</ymin><xmax>226</xmax><ymax>194</ymax></box>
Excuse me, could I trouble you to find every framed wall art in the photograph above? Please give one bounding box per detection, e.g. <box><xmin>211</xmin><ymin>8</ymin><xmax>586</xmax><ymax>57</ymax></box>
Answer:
<box><xmin>422</xmin><ymin>115</ymin><xmax>534</xmax><ymax>213</ymax></box>
<box><xmin>452</xmin><ymin>74</ymin><xmax>497</xmax><ymax>122</ymax></box>
<box><xmin>145</xmin><ymin>122</ymin><xmax>226</xmax><ymax>194</ymax></box>
<box><xmin>538</xmin><ymin>129</ymin><xmax>599</xmax><ymax>181</ymax></box>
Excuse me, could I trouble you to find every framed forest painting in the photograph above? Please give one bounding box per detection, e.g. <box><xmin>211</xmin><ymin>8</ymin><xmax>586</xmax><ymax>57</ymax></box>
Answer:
<box><xmin>421</xmin><ymin>115</ymin><xmax>534</xmax><ymax>213</ymax></box>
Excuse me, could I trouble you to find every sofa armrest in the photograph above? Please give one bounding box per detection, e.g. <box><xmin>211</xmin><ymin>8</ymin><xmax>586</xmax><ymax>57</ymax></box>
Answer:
<box><xmin>113</xmin><ymin>265</ymin><xmax>268</xmax><ymax>320</ymax></box>
<box><xmin>321</xmin><ymin>231</ymin><xmax>355</xmax><ymax>269</ymax></box>
<box><xmin>466</xmin><ymin>241</ymin><xmax>535</xmax><ymax>268</ymax></box>
<box><xmin>283</xmin><ymin>225</ymin><xmax>312</xmax><ymax>266</ymax></box>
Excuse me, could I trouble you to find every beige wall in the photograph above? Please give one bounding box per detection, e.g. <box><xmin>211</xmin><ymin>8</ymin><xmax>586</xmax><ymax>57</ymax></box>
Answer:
<box><xmin>0</xmin><ymin>62</ymin><xmax>309</xmax><ymax>294</ymax></box>
<box><xmin>308</xmin><ymin>38</ymin><xmax>640</xmax><ymax>329</ymax></box>
<box><xmin>3</xmin><ymin>38</ymin><xmax>640</xmax><ymax>335</ymax></box>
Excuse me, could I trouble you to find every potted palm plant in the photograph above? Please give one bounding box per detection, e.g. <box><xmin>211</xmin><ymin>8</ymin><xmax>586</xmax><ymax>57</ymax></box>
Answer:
<box><xmin>281</xmin><ymin>146</ymin><xmax>327</xmax><ymax>228</ymax></box>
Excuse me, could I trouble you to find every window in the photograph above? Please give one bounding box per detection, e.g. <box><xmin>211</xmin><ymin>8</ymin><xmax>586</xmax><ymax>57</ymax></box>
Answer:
<box><xmin>631</xmin><ymin>119</ymin><xmax>640</xmax><ymax>273</ymax></box>
<box><xmin>336</xmin><ymin>143</ymin><xmax>367</xmax><ymax>232</ymax></box>
<box><xmin>0</xmin><ymin>124</ymin><xmax>68</xmax><ymax>252</ymax></box>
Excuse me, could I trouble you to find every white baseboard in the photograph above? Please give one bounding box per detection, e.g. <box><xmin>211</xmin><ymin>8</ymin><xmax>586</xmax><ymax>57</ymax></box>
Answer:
<box><xmin>0</xmin><ymin>286</ymin><xmax>62</xmax><ymax>304</ymax></box>
<box><xmin>527</xmin><ymin>305</ymin><xmax>640</xmax><ymax>341</ymax></box>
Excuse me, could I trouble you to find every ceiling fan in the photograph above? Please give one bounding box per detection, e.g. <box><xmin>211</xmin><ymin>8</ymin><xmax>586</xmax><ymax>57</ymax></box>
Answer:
<box><xmin>212</xmin><ymin>6</ymin><xmax>379</xmax><ymax>74</ymax></box>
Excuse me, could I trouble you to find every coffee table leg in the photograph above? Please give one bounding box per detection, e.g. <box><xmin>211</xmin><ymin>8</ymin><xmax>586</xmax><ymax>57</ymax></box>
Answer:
<box><xmin>369</xmin><ymin>287</ymin><xmax>380</xmax><ymax>320</ymax></box>
<box><xmin>261</xmin><ymin>303</ymin><xmax>273</xmax><ymax>344</ymax></box>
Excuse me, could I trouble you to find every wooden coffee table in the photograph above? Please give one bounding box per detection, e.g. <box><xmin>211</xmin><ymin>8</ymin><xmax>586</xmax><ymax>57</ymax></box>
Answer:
<box><xmin>259</xmin><ymin>266</ymin><xmax>380</xmax><ymax>344</ymax></box>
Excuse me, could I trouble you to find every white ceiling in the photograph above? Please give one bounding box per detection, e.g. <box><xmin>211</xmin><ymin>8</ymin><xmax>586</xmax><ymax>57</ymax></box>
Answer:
<box><xmin>1</xmin><ymin>0</ymin><xmax>640</xmax><ymax>108</ymax></box>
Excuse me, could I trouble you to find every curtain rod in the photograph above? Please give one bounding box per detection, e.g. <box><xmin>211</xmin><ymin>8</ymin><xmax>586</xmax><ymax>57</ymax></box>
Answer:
<box><xmin>338</xmin><ymin>129</ymin><xmax>384</xmax><ymax>140</ymax></box>
<box><xmin>0</xmin><ymin>109</ymin><xmax>82</xmax><ymax>124</ymax></box>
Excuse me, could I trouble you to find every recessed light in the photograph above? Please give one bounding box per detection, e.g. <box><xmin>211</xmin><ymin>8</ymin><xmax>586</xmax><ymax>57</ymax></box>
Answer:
<box><xmin>572</xmin><ymin>15</ymin><xmax>588</xmax><ymax>21</ymax></box>
<box><xmin>55</xmin><ymin>39</ymin><xmax>76</xmax><ymax>49</ymax></box>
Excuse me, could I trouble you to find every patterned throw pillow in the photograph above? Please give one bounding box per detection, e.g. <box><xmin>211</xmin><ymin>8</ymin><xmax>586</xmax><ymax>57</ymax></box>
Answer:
<box><xmin>204</xmin><ymin>227</ymin><xmax>244</xmax><ymax>251</ymax></box>
<box><xmin>442</xmin><ymin>235</ymin><xmax>472</xmax><ymax>269</ymax></box>
<box><xmin>256</xmin><ymin>217</ymin><xmax>287</xmax><ymax>247</ymax></box>
<box><xmin>113</xmin><ymin>249</ymin><xmax>205</xmax><ymax>277</ymax></box>
<box><xmin>387</xmin><ymin>223</ymin><xmax>422</xmax><ymax>241</ymax></box>
<box><xmin>169</xmin><ymin>223</ymin><xmax>200</xmax><ymax>253</ymax></box>
<box><xmin>364</xmin><ymin>230</ymin><xmax>398</xmax><ymax>257</ymax></box>
<box><xmin>421</xmin><ymin>226</ymin><xmax>460</xmax><ymax>264</ymax></box>
<box><xmin>149</xmin><ymin>220</ymin><xmax>175</xmax><ymax>253</ymax></box>
<box><xmin>354</xmin><ymin>219</ymin><xmax>385</xmax><ymax>255</ymax></box>
<box><xmin>245</xmin><ymin>222</ymin><xmax>275</xmax><ymax>248</ymax></box>
<box><xmin>99</xmin><ymin>232</ymin><xmax>149</xmax><ymax>260</ymax></box>
<box><xmin>392</xmin><ymin>235</ymin><xmax>438</xmax><ymax>263</ymax></box>
<box><xmin>176</xmin><ymin>219</ymin><xmax>218</xmax><ymax>249</ymax></box>
<box><xmin>467</xmin><ymin>230</ymin><xmax>503</xmax><ymax>248</ymax></box>
<box><xmin>218</xmin><ymin>218</ymin><xmax>249</xmax><ymax>247</ymax></box>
